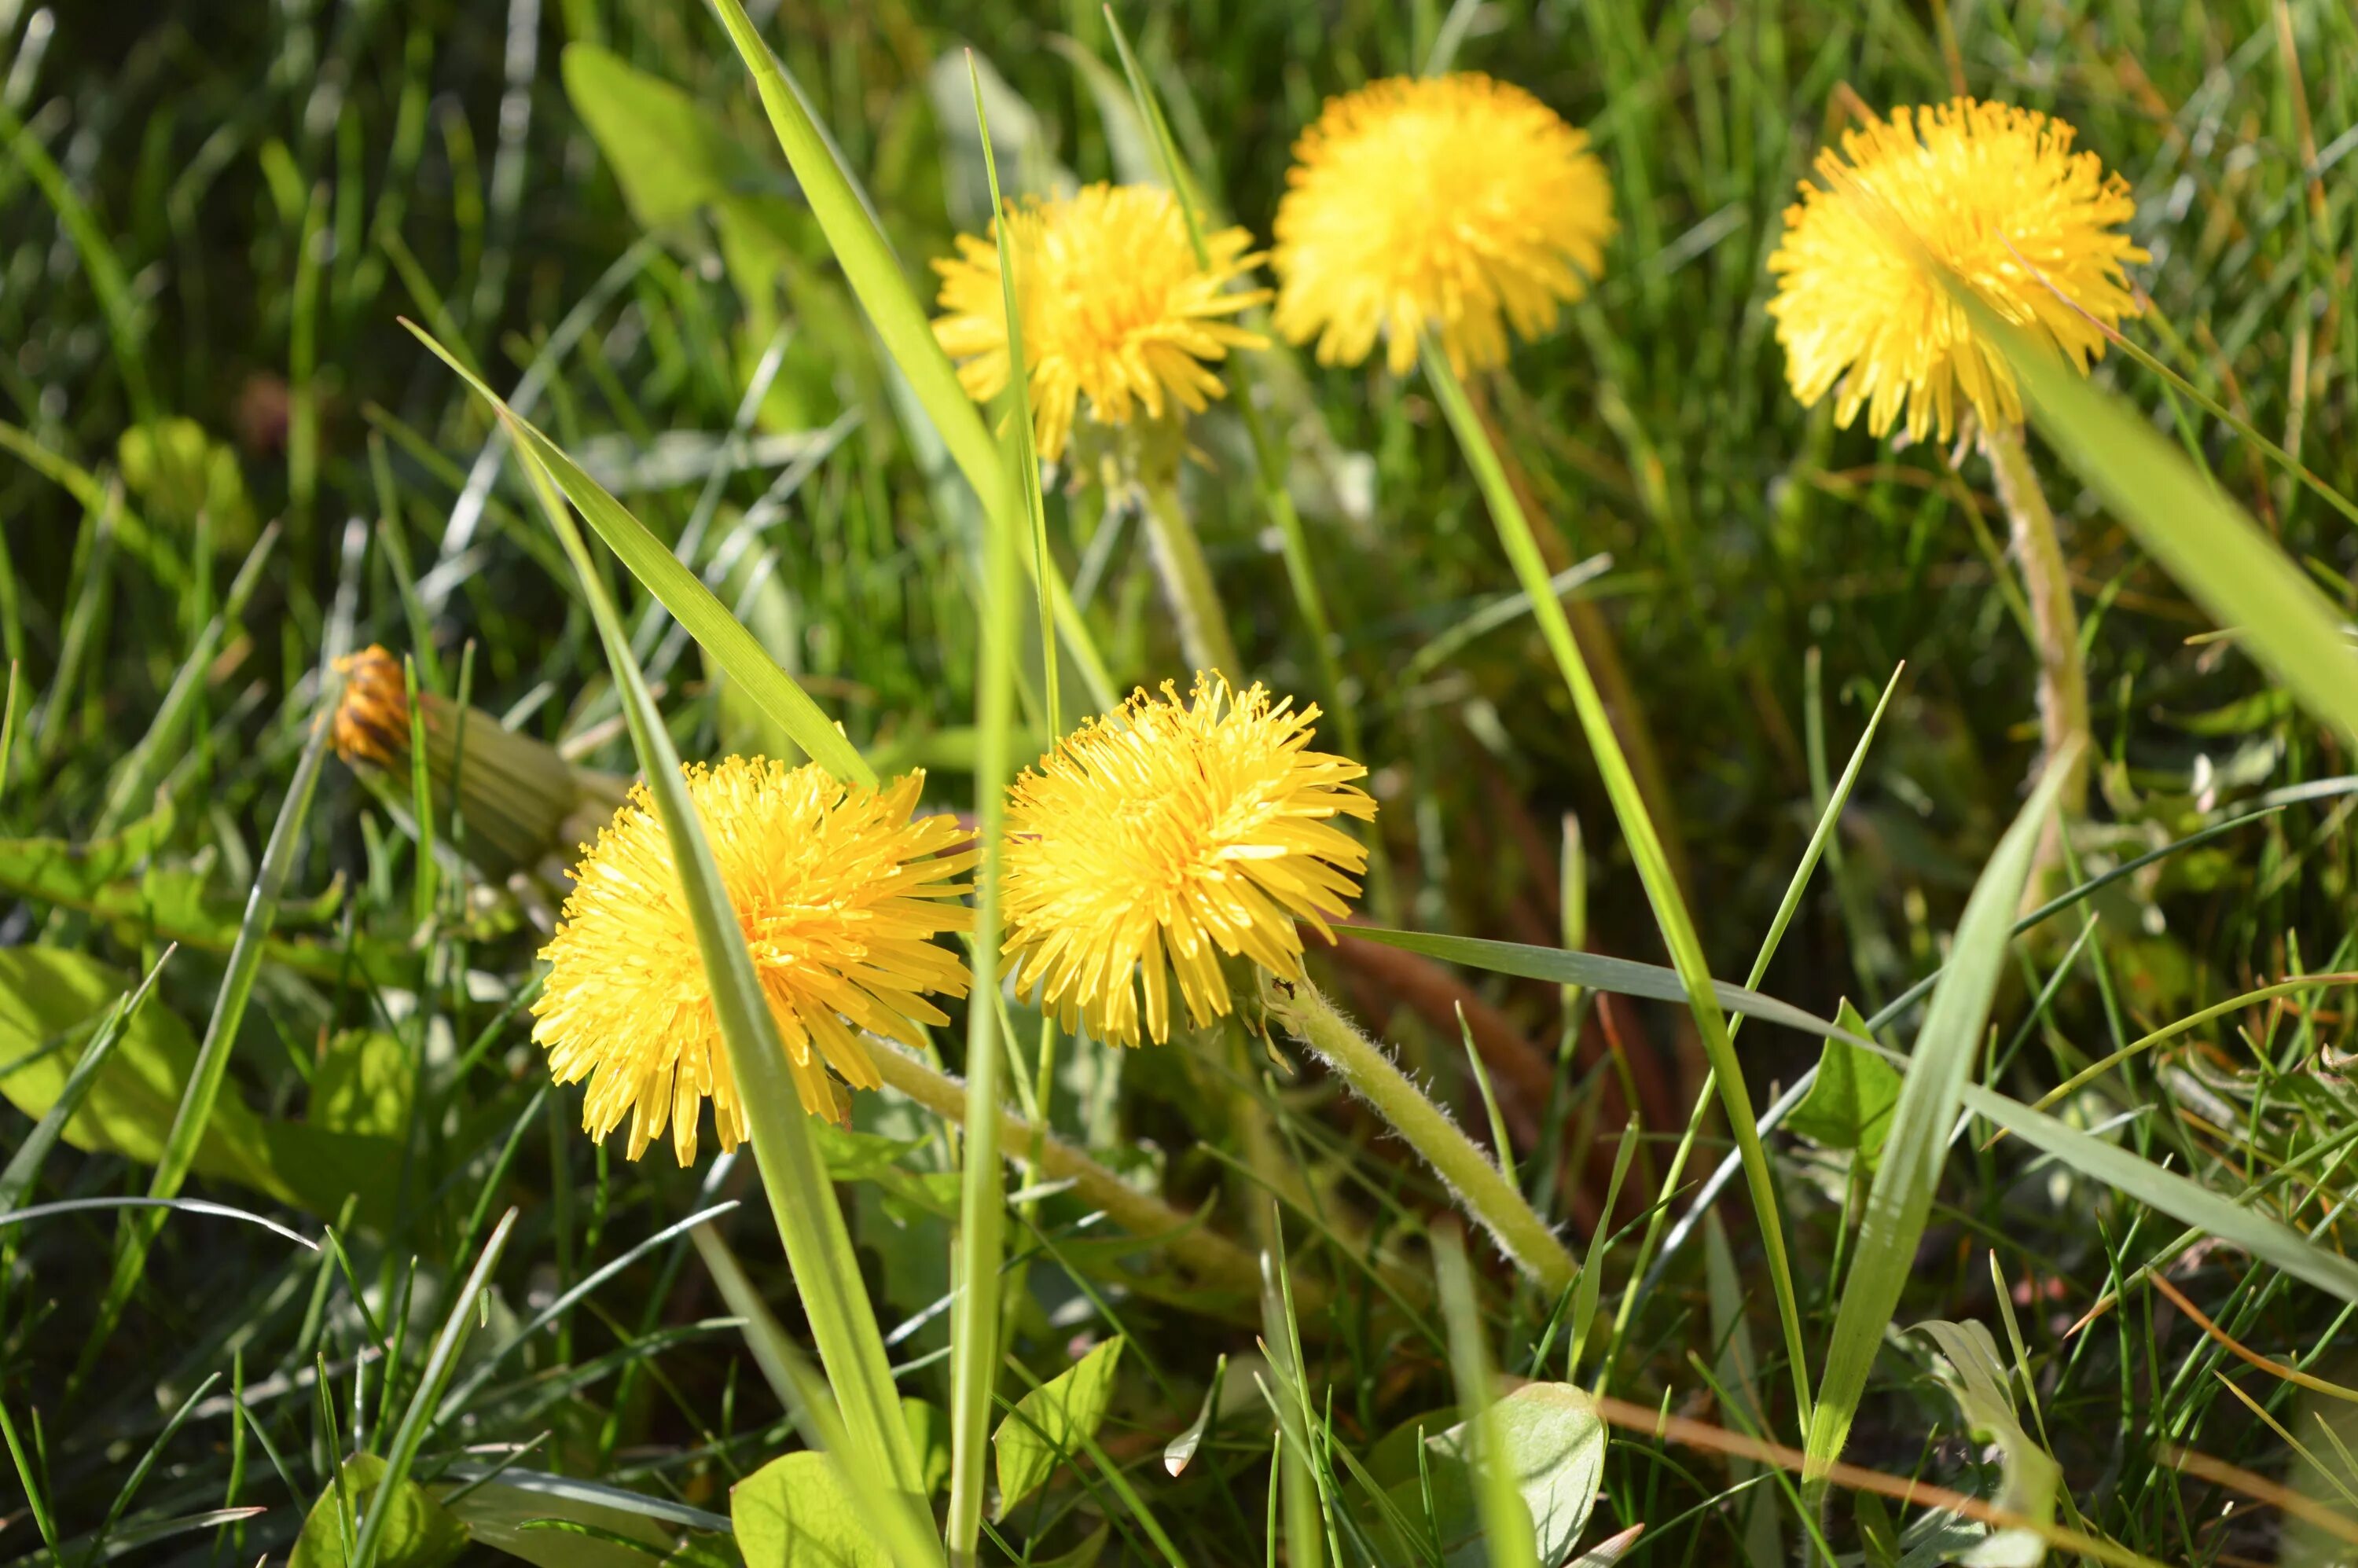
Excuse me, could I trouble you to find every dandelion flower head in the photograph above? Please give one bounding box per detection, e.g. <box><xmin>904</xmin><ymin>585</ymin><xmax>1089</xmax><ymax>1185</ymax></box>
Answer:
<box><xmin>330</xmin><ymin>645</ymin><xmax>409</xmax><ymax>769</ymax></box>
<box><xmin>1001</xmin><ymin>674</ymin><xmax>1377</xmax><ymax>1048</ymax></box>
<box><xmin>532</xmin><ymin>760</ymin><xmax>975</xmax><ymax>1163</ymax></box>
<box><xmin>931</xmin><ymin>182</ymin><xmax>1269</xmax><ymax>464</ymax></box>
<box><xmin>1272</xmin><ymin>73</ymin><xmax>1615</xmax><ymax>376</ymax></box>
<box><xmin>1767</xmin><ymin>97</ymin><xmax>2147</xmax><ymax>442</ymax></box>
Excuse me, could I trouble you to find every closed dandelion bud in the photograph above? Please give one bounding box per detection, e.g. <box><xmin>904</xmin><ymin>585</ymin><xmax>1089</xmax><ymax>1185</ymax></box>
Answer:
<box><xmin>531</xmin><ymin>761</ymin><xmax>978</xmax><ymax>1159</ymax></box>
<box><xmin>1273</xmin><ymin>73</ymin><xmax>1615</xmax><ymax>376</ymax></box>
<box><xmin>1000</xmin><ymin>673</ymin><xmax>1376</xmax><ymax>1047</ymax></box>
<box><xmin>331</xmin><ymin>645</ymin><xmax>626</xmax><ymax>883</ymax></box>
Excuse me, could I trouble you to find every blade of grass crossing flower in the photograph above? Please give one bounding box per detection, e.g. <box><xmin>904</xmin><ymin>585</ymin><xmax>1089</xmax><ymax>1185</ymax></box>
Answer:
<box><xmin>1967</xmin><ymin>298</ymin><xmax>2358</xmax><ymax>741</ymax></box>
<box><xmin>944</xmin><ymin>59</ymin><xmax>1031</xmax><ymax>1567</ymax></box>
<box><xmin>498</xmin><ymin>412</ymin><xmax>922</xmax><ymax>1493</ymax></box>
<box><xmin>348</xmin><ymin>1210</ymin><xmax>516</xmax><ymax>1568</ymax></box>
<box><xmin>700</xmin><ymin>0</ymin><xmax>1116</xmax><ymax>711</ymax></box>
<box><xmin>1429</xmin><ymin>326</ymin><xmax>1814</xmax><ymax>1431</ymax></box>
<box><xmin>401</xmin><ymin>321</ymin><xmax>874</xmax><ymax>788</ymax></box>
<box><xmin>79</xmin><ymin>674</ymin><xmax>341</xmax><ymax>1383</ymax></box>
<box><xmin>1435</xmin><ymin>1223</ymin><xmax>1541</xmax><ymax>1568</ymax></box>
<box><xmin>1802</xmin><ymin>750</ymin><xmax>2073</xmax><ymax>1485</ymax></box>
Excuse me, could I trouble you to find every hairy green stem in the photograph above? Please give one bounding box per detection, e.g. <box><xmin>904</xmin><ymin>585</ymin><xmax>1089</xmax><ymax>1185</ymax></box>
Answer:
<box><xmin>1982</xmin><ymin>420</ymin><xmax>2091</xmax><ymax>827</ymax></box>
<box><xmin>869</xmin><ymin>1043</ymin><xmax>1267</xmax><ymax>1305</ymax></box>
<box><xmin>1139</xmin><ymin>474</ymin><xmax>1242</xmax><ymax>678</ymax></box>
<box><xmin>1261</xmin><ymin>976</ymin><xmax>1577</xmax><ymax>1298</ymax></box>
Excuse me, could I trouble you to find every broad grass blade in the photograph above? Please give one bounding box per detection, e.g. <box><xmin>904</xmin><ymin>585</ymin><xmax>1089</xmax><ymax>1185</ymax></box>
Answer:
<box><xmin>700</xmin><ymin>0</ymin><xmax>1116</xmax><ymax>710</ymax></box>
<box><xmin>479</xmin><ymin>372</ymin><xmax>923</xmax><ymax>1493</ymax></box>
<box><xmin>1802</xmin><ymin>750</ymin><xmax>2075</xmax><ymax>1482</ymax></box>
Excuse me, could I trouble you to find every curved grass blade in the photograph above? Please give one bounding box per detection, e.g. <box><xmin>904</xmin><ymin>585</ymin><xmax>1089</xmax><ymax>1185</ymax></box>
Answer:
<box><xmin>468</xmin><ymin>357</ymin><xmax>923</xmax><ymax>1493</ymax></box>
<box><xmin>700</xmin><ymin>0</ymin><xmax>1116</xmax><ymax>711</ymax></box>
<box><xmin>402</xmin><ymin>321</ymin><xmax>872</xmax><ymax>788</ymax></box>
<box><xmin>1801</xmin><ymin>751</ymin><xmax>2073</xmax><ymax>1484</ymax></box>
<box><xmin>0</xmin><ymin>1196</ymin><xmax>317</xmax><ymax>1250</ymax></box>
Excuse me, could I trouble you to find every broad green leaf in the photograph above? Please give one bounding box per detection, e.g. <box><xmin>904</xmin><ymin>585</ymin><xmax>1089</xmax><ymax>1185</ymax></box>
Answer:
<box><xmin>1976</xmin><ymin>303</ymin><xmax>2358</xmax><ymax>742</ymax></box>
<box><xmin>1377</xmin><ymin>1383</ymin><xmax>1607</xmax><ymax>1568</ymax></box>
<box><xmin>1803</xmin><ymin>755</ymin><xmax>2074</xmax><ymax>1482</ymax></box>
<box><xmin>1912</xmin><ymin>1319</ymin><xmax>2059</xmax><ymax>1567</ymax></box>
<box><xmin>994</xmin><ymin>1336</ymin><xmax>1125</xmax><ymax>1515</ymax></box>
<box><xmin>1787</xmin><ymin>1000</ymin><xmax>1902</xmax><ymax>1172</ymax></box>
<box><xmin>116</xmin><ymin>417</ymin><xmax>255</xmax><ymax>547</ymax></box>
<box><xmin>0</xmin><ymin>948</ymin><xmax>170</xmax><ymax>1214</ymax></box>
<box><xmin>0</xmin><ymin>948</ymin><xmax>283</xmax><ymax>1198</ymax></box>
<box><xmin>404</xmin><ymin>324</ymin><xmax>874</xmax><ymax>789</ymax></box>
<box><xmin>731</xmin><ymin>1452</ymin><xmax>887</xmax><ymax>1568</ymax></box>
<box><xmin>903</xmin><ymin>1397</ymin><xmax>952</xmax><ymax>1499</ymax></box>
<box><xmin>561</xmin><ymin>44</ymin><xmax>788</xmax><ymax>228</ymax></box>
<box><xmin>309</xmin><ymin>1031</ymin><xmax>413</xmax><ymax>1139</ymax></box>
<box><xmin>292</xmin><ymin>1453</ymin><xmax>468</xmax><ymax>1568</ymax></box>
<box><xmin>438</xmin><ymin>1474</ymin><xmax>681</xmax><ymax>1568</ymax></box>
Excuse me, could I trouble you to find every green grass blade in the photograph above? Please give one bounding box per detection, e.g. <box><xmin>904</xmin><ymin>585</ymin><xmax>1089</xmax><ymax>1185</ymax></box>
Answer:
<box><xmin>944</xmin><ymin>54</ymin><xmax>1031</xmax><ymax>1566</ymax></box>
<box><xmin>1423</xmin><ymin>341</ymin><xmax>1815</xmax><ymax>1431</ymax></box>
<box><xmin>1434</xmin><ymin>1222</ymin><xmax>1540</xmax><ymax>1568</ymax></box>
<box><xmin>401</xmin><ymin>320</ymin><xmax>874</xmax><ymax>788</ymax></box>
<box><xmin>1972</xmin><ymin>301</ymin><xmax>2358</xmax><ymax>741</ymax></box>
<box><xmin>1801</xmin><ymin>749</ymin><xmax>2075</xmax><ymax>1483</ymax></box>
<box><xmin>699</xmin><ymin>0</ymin><xmax>1117</xmax><ymax>711</ymax></box>
<box><xmin>488</xmin><ymin>369</ymin><xmax>922</xmax><ymax>1493</ymax></box>
<box><xmin>348</xmin><ymin>1209</ymin><xmax>518</xmax><ymax>1568</ymax></box>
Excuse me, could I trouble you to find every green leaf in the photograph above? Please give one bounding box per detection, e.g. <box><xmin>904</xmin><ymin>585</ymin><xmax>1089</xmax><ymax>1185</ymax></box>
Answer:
<box><xmin>439</xmin><ymin>1474</ymin><xmax>681</xmax><ymax>1568</ymax></box>
<box><xmin>731</xmin><ymin>1452</ymin><xmax>888</xmax><ymax>1568</ymax></box>
<box><xmin>1912</xmin><ymin>1319</ymin><xmax>2059</xmax><ymax>1567</ymax></box>
<box><xmin>903</xmin><ymin>1397</ymin><xmax>952</xmax><ymax>1499</ymax></box>
<box><xmin>994</xmin><ymin>1336</ymin><xmax>1125</xmax><ymax>1516</ymax></box>
<box><xmin>292</xmin><ymin>1453</ymin><xmax>468</xmax><ymax>1568</ymax></box>
<box><xmin>0</xmin><ymin>948</ymin><xmax>283</xmax><ymax>1198</ymax></box>
<box><xmin>0</xmin><ymin>946</ymin><xmax>172</xmax><ymax>1214</ymax></box>
<box><xmin>1787</xmin><ymin>1000</ymin><xmax>1903</xmax><ymax>1172</ymax></box>
<box><xmin>1803</xmin><ymin>755</ymin><xmax>2074</xmax><ymax>1483</ymax></box>
<box><xmin>116</xmin><ymin>416</ymin><xmax>256</xmax><ymax>547</ymax></box>
<box><xmin>308</xmin><ymin>1031</ymin><xmax>414</xmax><ymax>1139</ymax></box>
<box><xmin>1377</xmin><ymin>1383</ymin><xmax>1607</xmax><ymax>1568</ymax></box>
<box><xmin>1974</xmin><ymin>299</ymin><xmax>2358</xmax><ymax>742</ymax></box>
<box><xmin>561</xmin><ymin>44</ymin><xmax>788</xmax><ymax>228</ymax></box>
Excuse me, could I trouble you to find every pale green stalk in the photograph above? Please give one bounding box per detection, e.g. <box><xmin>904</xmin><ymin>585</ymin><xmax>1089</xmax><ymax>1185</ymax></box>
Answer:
<box><xmin>1139</xmin><ymin>472</ymin><xmax>1241</xmax><ymax>677</ymax></box>
<box><xmin>1423</xmin><ymin>340</ymin><xmax>1812</xmax><ymax>1426</ymax></box>
<box><xmin>1262</xmin><ymin>975</ymin><xmax>1576</xmax><ymax>1297</ymax></box>
<box><xmin>944</xmin><ymin>57</ymin><xmax>1028</xmax><ymax>1565</ymax></box>
<box><xmin>1434</xmin><ymin>1224</ymin><xmax>1539</xmax><ymax>1568</ymax></box>
<box><xmin>1982</xmin><ymin>420</ymin><xmax>2090</xmax><ymax>832</ymax></box>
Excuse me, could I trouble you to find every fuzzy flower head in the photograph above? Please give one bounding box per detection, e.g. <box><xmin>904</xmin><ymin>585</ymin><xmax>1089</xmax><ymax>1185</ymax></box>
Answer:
<box><xmin>532</xmin><ymin>760</ymin><xmax>975</xmax><ymax>1163</ymax></box>
<box><xmin>1001</xmin><ymin>674</ymin><xmax>1377</xmax><ymax>1048</ymax></box>
<box><xmin>1767</xmin><ymin>97</ymin><xmax>2147</xmax><ymax>443</ymax></box>
<box><xmin>931</xmin><ymin>183</ymin><xmax>1269</xmax><ymax>465</ymax></box>
<box><xmin>1272</xmin><ymin>73</ymin><xmax>1615</xmax><ymax>376</ymax></box>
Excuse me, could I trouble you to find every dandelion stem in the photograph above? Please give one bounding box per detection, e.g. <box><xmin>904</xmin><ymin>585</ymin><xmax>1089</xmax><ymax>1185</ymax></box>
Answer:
<box><xmin>1982</xmin><ymin>420</ymin><xmax>2092</xmax><ymax>828</ymax></box>
<box><xmin>869</xmin><ymin>1042</ymin><xmax>1267</xmax><ymax>1304</ymax></box>
<box><xmin>1139</xmin><ymin>474</ymin><xmax>1242</xmax><ymax>677</ymax></box>
<box><xmin>1260</xmin><ymin>975</ymin><xmax>1578</xmax><ymax>1298</ymax></box>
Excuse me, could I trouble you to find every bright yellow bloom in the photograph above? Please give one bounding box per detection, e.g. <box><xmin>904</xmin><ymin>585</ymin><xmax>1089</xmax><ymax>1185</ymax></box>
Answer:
<box><xmin>532</xmin><ymin>760</ymin><xmax>975</xmax><ymax>1162</ymax></box>
<box><xmin>1272</xmin><ymin>73</ymin><xmax>1614</xmax><ymax>376</ymax></box>
<box><xmin>931</xmin><ymin>183</ymin><xmax>1269</xmax><ymax>464</ymax></box>
<box><xmin>1767</xmin><ymin>97</ymin><xmax>2147</xmax><ymax>442</ymax></box>
<box><xmin>1001</xmin><ymin>674</ymin><xmax>1376</xmax><ymax>1048</ymax></box>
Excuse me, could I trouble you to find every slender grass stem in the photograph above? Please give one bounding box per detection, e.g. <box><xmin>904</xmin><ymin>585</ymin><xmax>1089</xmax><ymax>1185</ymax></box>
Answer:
<box><xmin>1262</xmin><ymin>975</ymin><xmax>1577</xmax><ymax>1297</ymax></box>
<box><xmin>1139</xmin><ymin>473</ymin><xmax>1242</xmax><ymax>678</ymax></box>
<box><xmin>868</xmin><ymin>1042</ymin><xmax>1266</xmax><ymax>1303</ymax></box>
<box><xmin>1982</xmin><ymin>420</ymin><xmax>2091</xmax><ymax>828</ymax></box>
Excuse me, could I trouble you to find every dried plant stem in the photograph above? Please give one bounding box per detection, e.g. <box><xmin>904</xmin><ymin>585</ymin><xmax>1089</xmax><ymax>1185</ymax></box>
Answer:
<box><xmin>1140</xmin><ymin>474</ymin><xmax>1242</xmax><ymax>677</ymax></box>
<box><xmin>1261</xmin><ymin>974</ymin><xmax>1578</xmax><ymax>1298</ymax></box>
<box><xmin>1982</xmin><ymin>420</ymin><xmax>2092</xmax><ymax>830</ymax></box>
<box><xmin>869</xmin><ymin>1042</ymin><xmax>1267</xmax><ymax>1304</ymax></box>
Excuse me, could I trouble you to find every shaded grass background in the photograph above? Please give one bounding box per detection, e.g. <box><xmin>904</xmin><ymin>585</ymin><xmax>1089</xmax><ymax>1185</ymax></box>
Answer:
<box><xmin>2</xmin><ymin>0</ymin><xmax>2356</xmax><ymax>1562</ymax></box>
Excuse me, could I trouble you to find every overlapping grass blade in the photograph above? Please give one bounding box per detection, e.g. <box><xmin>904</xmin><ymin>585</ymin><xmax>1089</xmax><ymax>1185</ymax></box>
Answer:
<box><xmin>1970</xmin><ymin>297</ymin><xmax>2358</xmax><ymax>741</ymax></box>
<box><xmin>1801</xmin><ymin>751</ymin><xmax>2073</xmax><ymax>1482</ymax></box>
<box><xmin>401</xmin><ymin>321</ymin><xmax>871</xmax><ymax>788</ymax></box>
<box><xmin>441</xmin><ymin>339</ymin><xmax>924</xmax><ymax>1493</ymax></box>
<box><xmin>1422</xmin><ymin>342</ymin><xmax>1814</xmax><ymax>1430</ymax></box>
<box><xmin>700</xmin><ymin>0</ymin><xmax>1116</xmax><ymax>711</ymax></box>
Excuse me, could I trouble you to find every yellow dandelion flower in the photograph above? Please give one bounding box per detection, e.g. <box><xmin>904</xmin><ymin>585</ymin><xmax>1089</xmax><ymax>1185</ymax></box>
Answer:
<box><xmin>531</xmin><ymin>759</ymin><xmax>976</xmax><ymax>1163</ymax></box>
<box><xmin>931</xmin><ymin>182</ymin><xmax>1269</xmax><ymax>464</ymax></box>
<box><xmin>1001</xmin><ymin>674</ymin><xmax>1376</xmax><ymax>1048</ymax></box>
<box><xmin>1272</xmin><ymin>73</ymin><xmax>1614</xmax><ymax>376</ymax></box>
<box><xmin>1767</xmin><ymin>97</ymin><xmax>2147</xmax><ymax>443</ymax></box>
